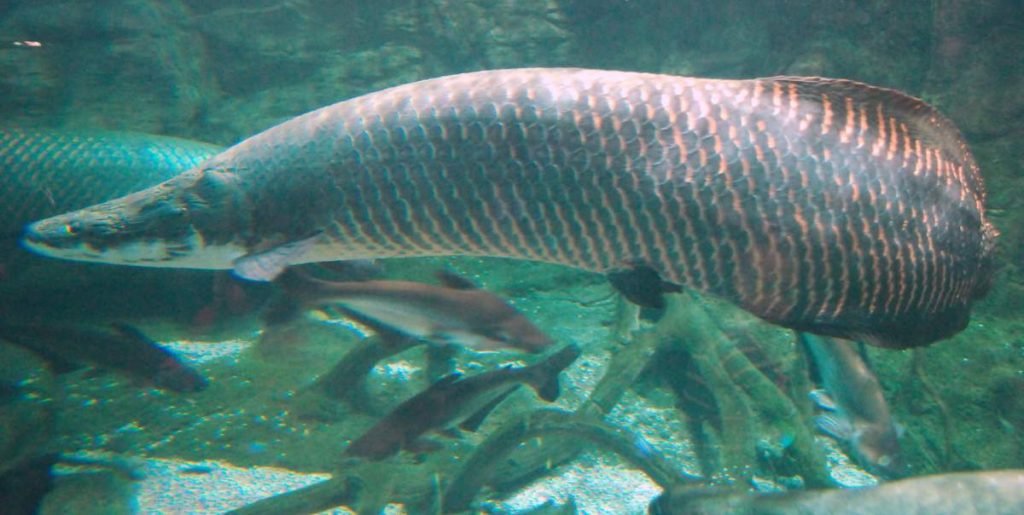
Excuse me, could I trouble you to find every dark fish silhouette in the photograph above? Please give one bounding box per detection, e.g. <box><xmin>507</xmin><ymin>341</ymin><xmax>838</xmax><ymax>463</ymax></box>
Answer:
<box><xmin>344</xmin><ymin>343</ymin><xmax>581</xmax><ymax>460</ymax></box>
<box><xmin>266</xmin><ymin>269</ymin><xmax>554</xmax><ymax>353</ymax></box>
<box><xmin>23</xmin><ymin>69</ymin><xmax>996</xmax><ymax>348</ymax></box>
<box><xmin>0</xmin><ymin>322</ymin><xmax>207</xmax><ymax>393</ymax></box>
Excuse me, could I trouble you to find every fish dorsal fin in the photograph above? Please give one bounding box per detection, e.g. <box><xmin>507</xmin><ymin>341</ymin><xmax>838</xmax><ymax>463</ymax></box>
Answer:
<box><xmin>769</xmin><ymin>76</ymin><xmax>967</xmax><ymax>150</ymax></box>
<box><xmin>233</xmin><ymin>233</ymin><xmax>322</xmax><ymax>282</ymax></box>
<box><xmin>435</xmin><ymin>270</ymin><xmax>478</xmax><ymax>290</ymax></box>
<box><xmin>767</xmin><ymin>76</ymin><xmax>982</xmax><ymax>195</ymax></box>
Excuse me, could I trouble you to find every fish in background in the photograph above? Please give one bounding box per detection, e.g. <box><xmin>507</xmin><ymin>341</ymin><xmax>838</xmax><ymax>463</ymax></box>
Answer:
<box><xmin>343</xmin><ymin>343</ymin><xmax>581</xmax><ymax>460</ymax></box>
<box><xmin>0</xmin><ymin>127</ymin><xmax>221</xmax><ymax>249</ymax></box>
<box><xmin>264</xmin><ymin>268</ymin><xmax>554</xmax><ymax>354</ymax></box>
<box><xmin>651</xmin><ymin>469</ymin><xmax>1024</xmax><ymax>515</ymax></box>
<box><xmin>0</xmin><ymin>321</ymin><xmax>207</xmax><ymax>393</ymax></box>
<box><xmin>798</xmin><ymin>332</ymin><xmax>905</xmax><ymax>478</ymax></box>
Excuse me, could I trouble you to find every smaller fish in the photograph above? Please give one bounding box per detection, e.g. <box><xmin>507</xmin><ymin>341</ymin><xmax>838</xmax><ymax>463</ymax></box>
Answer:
<box><xmin>651</xmin><ymin>470</ymin><xmax>1024</xmax><ymax>515</ymax></box>
<box><xmin>799</xmin><ymin>333</ymin><xmax>905</xmax><ymax>478</ymax></box>
<box><xmin>266</xmin><ymin>269</ymin><xmax>554</xmax><ymax>353</ymax></box>
<box><xmin>0</xmin><ymin>322</ymin><xmax>207</xmax><ymax>393</ymax></box>
<box><xmin>343</xmin><ymin>343</ymin><xmax>581</xmax><ymax>460</ymax></box>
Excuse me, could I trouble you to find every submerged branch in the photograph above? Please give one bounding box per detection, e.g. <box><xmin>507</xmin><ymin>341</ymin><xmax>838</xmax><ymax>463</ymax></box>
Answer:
<box><xmin>442</xmin><ymin>409</ymin><xmax>699</xmax><ymax>512</ymax></box>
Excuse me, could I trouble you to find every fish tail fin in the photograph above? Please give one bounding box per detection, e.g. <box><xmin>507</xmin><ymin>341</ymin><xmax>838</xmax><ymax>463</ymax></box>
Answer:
<box><xmin>527</xmin><ymin>343</ymin><xmax>581</xmax><ymax>402</ymax></box>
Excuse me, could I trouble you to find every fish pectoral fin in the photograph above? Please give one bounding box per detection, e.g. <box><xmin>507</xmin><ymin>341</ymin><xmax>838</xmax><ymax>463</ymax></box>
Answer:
<box><xmin>815</xmin><ymin>413</ymin><xmax>854</xmax><ymax>441</ymax></box>
<box><xmin>607</xmin><ymin>262</ymin><xmax>682</xmax><ymax>310</ymax></box>
<box><xmin>808</xmin><ymin>389</ymin><xmax>838</xmax><ymax>411</ymax></box>
<box><xmin>232</xmin><ymin>233</ymin><xmax>322</xmax><ymax>282</ymax></box>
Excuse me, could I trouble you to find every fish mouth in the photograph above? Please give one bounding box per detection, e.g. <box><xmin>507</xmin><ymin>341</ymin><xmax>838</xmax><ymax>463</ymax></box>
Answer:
<box><xmin>21</xmin><ymin>204</ymin><xmax>243</xmax><ymax>269</ymax></box>
<box><xmin>20</xmin><ymin>167</ymin><xmax>249</xmax><ymax>270</ymax></box>
<box><xmin>21</xmin><ymin>215</ymin><xmax>109</xmax><ymax>262</ymax></box>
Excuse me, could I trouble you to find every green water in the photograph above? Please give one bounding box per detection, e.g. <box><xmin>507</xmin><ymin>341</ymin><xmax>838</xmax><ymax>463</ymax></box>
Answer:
<box><xmin>1</xmin><ymin>1</ymin><xmax>1022</xmax><ymax>513</ymax></box>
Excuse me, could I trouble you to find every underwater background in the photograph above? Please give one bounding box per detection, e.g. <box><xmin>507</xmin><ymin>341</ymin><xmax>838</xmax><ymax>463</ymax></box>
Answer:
<box><xmin>1</xmin><ymin>0</ymin><xmax>1023</xmax><ymax>513</ymax></box>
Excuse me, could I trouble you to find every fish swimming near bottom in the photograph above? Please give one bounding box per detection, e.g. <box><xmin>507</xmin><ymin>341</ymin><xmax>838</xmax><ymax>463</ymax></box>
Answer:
<box><xmin>798</xmin><ymin>333</ymin><xmax>905</xmax><ymax>478</ymax></box>
<box><xmin>651</xmin><ymin>469</ymin><xmax>1024</xmax><ymax>515</ymax></box>
<box><xmin>21</xmin><ymin>68</ymin><xmax>997</xmax><ymax>349</ymax></box>
<box><xmin>0</xmin><ymin>322</ymin><xmax>207</xmax><ymax>393</ymax></box>
<box><xmin>265</xmin><ymin>269</ymin><xmax>554</xmax><ymax>353</ymax></box>
<box><xmin>343</xmin><ymin>343</ymin><xmax>581</xmax><ymax>460</ymax></box>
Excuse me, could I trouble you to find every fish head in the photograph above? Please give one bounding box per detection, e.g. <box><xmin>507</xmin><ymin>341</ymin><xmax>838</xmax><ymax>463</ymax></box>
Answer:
<box><xmin>21</xmin><ymin>166</ymin><xmax>249</xmax><ymax>270</ymax></box>
<box><xmin>852</xmin><ymin>424</ymin><xmax>907</xmax><ymax>478</ymax></box>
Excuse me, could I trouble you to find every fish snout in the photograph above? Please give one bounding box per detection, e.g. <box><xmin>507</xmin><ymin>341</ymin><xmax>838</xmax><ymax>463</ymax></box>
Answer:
<box><xmin>21</xmin><ymin>208</ymin><xmax>124</xmax><ymax>260</ymax></box>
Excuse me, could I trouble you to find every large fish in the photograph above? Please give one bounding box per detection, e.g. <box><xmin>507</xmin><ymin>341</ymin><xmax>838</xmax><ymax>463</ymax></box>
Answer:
<box><xmin>1</xmin><ymin>127</ymin><xmax>221</xmax><ymax>242</ymax></box>
<box><xmin>266</xmin><ymin>269</ymin><xmax>554</xmax><ymax>353</ymax></box>
<box><xmin>652</xmin><ymin>469</ymin><xmax>1024</xmax><ymax>515</ymax></box>
<box><xmin>21</xmin><ymin>69</ymin><xmax>997</xmax><ymax>348</ymax></box>
<box><xmin>799</xmin><ymin>333</ymin><xmax>905</xmax><ymax>478</ymax></box>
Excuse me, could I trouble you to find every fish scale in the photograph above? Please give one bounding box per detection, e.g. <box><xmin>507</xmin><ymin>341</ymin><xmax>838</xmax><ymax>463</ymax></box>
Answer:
<box><xmin>0</xmin><ymin>127</ymin><xmax>221</xmax><ymax>238</ymax></box>
<box><xmin>23</xmin><ymin>69</ymin><xmax>997</xmax><ymax>348</ymax></box>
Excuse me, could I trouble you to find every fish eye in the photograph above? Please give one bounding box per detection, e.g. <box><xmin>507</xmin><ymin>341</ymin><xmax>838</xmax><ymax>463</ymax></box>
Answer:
<box><xmin>64</xmin><ymin>221</ymin><xmax>81</xmax><ymax>235</ymax></box>
<box><xmin>878</xmin><ymin>455</ymin><xmax>892</xmax><ymax>467</ymax></box>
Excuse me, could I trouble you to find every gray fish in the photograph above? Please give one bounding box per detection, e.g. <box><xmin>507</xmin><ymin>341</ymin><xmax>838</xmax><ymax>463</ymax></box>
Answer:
<box><xmin>799</xmin><ymin>333</ymin><xmax>905</xmax><ymax>478</ymax></box>
<box><xmin>652</xmin><ymin>470</ymin><xmax>1024</xmax><ymax>515</ymax></box>
<box><xmin>343</xmin><ymin>343</ymin><xmax>581</xmax><ymax>460</ymax></box>
<box><xmin>266</xmin><ymin>269</ymin><xmax>554</xmax><ymax>353</ymax></box>
<box><xmin>21</xmin><ymin>69</ymin><xmax>997</xmax><ymax>348</ymax></box>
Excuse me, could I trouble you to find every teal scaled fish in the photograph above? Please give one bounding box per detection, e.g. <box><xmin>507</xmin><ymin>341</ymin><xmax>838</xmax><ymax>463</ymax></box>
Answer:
<box><xmin>22</xmin><ymin>69</ymin><xmax>998</xmax><ymax>348</ymax></box>
<box><xmin>652</xmin><ymin>470</ymin><xmax>1024</xmax><ymax>515</ymax></box>
<box><xmin>0</xmin><ymin>127</ymin><xmax>221</xmax><ymax>245</ymax></box>
<box><xmin>799</xmin><ymin>333</ymin><xmax>905</xmax><ymax>478</ymax></box>
<box><xmin>343</xmin><ymin>343</ymin><xmax>581</xmax><ymax>460</ymax></box>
